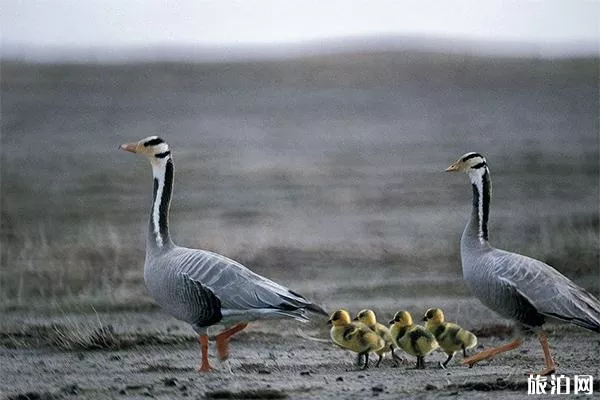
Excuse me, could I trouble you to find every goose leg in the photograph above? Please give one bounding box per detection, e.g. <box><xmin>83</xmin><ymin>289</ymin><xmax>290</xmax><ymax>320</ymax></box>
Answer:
<box><xmin>391</xmin><ymin>347</ymin><xmax>405</xmax><ymax>365</ymax></box>
<box><xmin>535</xmin><ymin>331</ymin><xmax>556</xmax><ymax>376</ymax></box>
<box><xmin>375</xmin><ymin>353</ymin><xmax>383</xmax><ymax>368</ymax></box>
<box><xmin>197</xmin><ymin>335</ymin><xmax>212</xmax><ymax>372</ymax></box>
<box><xmin>356</xmin><ymin>353</ymin><xmax>364</xmax><ymax>367</ymax></box>
<box><xmin>361</xmin><ymin>353</ymin><xmax>370</xmax><ymax>370</ymax></box>
<box><xmin>415</xmin><ymin>356</ymin><xmax>425</xmax><ymax>369</ymax></box>
<box><xmin>462</xmin><ymin>337</ymin><xmax>523</xmax><ymax>367</ymax></box>
<box><xmin>440</xmin><ymin>353</ymin><xmax>454</xmax><ymax>369</ymax></box>
<box><xmin>215</xmin><ymin>323</ymin><xmax>248</xmax><ymax>361</ymax></box>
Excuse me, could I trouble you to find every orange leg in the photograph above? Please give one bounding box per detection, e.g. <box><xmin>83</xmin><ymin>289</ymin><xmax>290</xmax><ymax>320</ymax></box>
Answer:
<box><xmin>197</xmin><ymin>335</ymin><xmax>212</xmax><ymax>372</ymax></box>
<box><xmin>215</xmin><ymin>323</ymin><xmax>248</xmax><ymax>361</ymax></box>
<box><xmin>534</xmin><ymin>331</ymin><xmax>556</xmax><ymax>376</ymax></box>
<box><xmin>462</xmin><ymin>337</ymin><xmax>523</xmax><ymax>367</ymax></box>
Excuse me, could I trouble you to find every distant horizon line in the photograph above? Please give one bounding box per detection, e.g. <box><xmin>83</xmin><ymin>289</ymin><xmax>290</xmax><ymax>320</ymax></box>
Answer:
<box><xmin>2</xmin><ymin>34</ymin><xmax>598</xmax><ymax>64</ymax></box>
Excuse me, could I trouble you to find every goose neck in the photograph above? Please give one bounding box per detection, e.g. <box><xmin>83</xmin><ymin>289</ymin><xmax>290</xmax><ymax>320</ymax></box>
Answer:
<box><xmin>463</xmin><ymin>167</ymin><xmax>491</xmax><ymax>247</ymax></box>
<box><xmin>148</xmin><ymin>157</ymin><xmax>174</xmax><ymax>251</ymax></box>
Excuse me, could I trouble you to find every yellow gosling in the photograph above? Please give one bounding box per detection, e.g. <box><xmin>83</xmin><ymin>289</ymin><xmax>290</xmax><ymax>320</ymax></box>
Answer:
<box><xmin>354</xmin><ymin>309</ymin><xmax>400</xmax><ymax>367</ymax></box>
<box><xmin>423</xmin><ymin>308</ymin><xmax>477</xmax><ymax>368</ymax></box>
<box><xmin>389</xmin><ymin>310</ymin><xmax>438</xmax><ymax>369</ymax></box>
<box><xmin>328</xmin><ymin>309</ymin><xmax>385</xmax><ymax>370</ymax></box>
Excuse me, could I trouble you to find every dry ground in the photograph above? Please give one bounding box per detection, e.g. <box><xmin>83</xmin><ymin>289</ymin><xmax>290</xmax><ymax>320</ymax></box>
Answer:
<box><xmin>1</xmin><ymin>290</ymin><xmax>599</xmax><ymax>399</ymax></box>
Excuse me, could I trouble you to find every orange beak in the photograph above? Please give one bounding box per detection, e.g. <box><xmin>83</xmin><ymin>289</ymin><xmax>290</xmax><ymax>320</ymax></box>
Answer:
<box><xmin>120</xmin><ymin>142</ymin><xmax>137</xmax><ymax>153</ymax></box>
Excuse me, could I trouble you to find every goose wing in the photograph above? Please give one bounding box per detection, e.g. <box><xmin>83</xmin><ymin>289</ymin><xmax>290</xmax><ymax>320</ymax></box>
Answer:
<box><xmin>170</xmin><ymin>247</ymin><xmax>324</xmax><ymax>321</ymax></box>
<box><xmin>489</xmin><ymin>249</ymin><xmax>600</xmax><ymax>332</ymax></box>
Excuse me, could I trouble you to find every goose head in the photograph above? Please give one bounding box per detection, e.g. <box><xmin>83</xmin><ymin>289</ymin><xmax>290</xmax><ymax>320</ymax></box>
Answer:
<box><xmin>445</xmin><ymin>152</ymin><xmax>487</xmax><ymax>172</ymax></box>
<box><xmin>354</xmin><ymin>309</ymin><xmax>377</xmax><ymax>326</ymax></box>
<box><xmin>422</xmin><ymin>308</ymin><xmax>445</xmax><ymax>324</ymax></box>
<box><xmin>389</xmin><ymin>310</ymin><xmax>413</xmax><ymax>327</ymax></box>
<box><xmin>327</xmin><ymin>309</ymin><xmax>352</xmax><ymax>327</ymax></box>
<box><xmin>120</xmin><ymin>136</ymin><xmax>171</xmax><ymax>162</ymax></box>
<box><xmin>445</xmin><ymin>152</ymin><xmax>488</xmax><ymax>183</ymax></box>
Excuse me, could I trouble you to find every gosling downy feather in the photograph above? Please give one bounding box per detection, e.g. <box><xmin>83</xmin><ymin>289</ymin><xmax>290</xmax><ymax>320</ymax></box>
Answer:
<box><xmin>120</xmin><ymin>136</ymin><xmax>327</xmax><ymax>372</ymax></box>
<box><xmin>446</xmin><ymin>152</ymin><xmax>600</xmax><ymax>375</ymax></box>
<box><xmin>389</xmin><ymin>311</ymin><xmax>438</xmax><ymax>369</ymax></box>
<box><xmin>328</xmin><ymin>310</ymin><xmax>385</xmax><ymax>370</ymax></box>
<box><xmin>354</xmin><ymin>309</ymin><xmax>399</xmax><ymax>367</ymax></box>
<box><xmin>423</xmin><ymin>308</ymin><xmax>477</xmax><ymax>368</ymax></box>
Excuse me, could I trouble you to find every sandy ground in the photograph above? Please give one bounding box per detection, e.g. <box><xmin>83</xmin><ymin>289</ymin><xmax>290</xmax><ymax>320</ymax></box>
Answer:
<box><xmin>2</xmin><ymin>302</ymin><xmax>599</xmax><ymax>399</ymax></box>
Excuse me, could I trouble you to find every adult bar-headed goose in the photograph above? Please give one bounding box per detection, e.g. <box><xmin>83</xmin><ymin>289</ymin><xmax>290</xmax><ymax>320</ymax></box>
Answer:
<box><xmin>446</xmin><ymin>152</ymin><xmax>600</xmax><ymax>375</ymax></box>
<box><xmin>120</xmin><ymin>136</ymin><xmax>327</xmax><ymax>372</ymax></box>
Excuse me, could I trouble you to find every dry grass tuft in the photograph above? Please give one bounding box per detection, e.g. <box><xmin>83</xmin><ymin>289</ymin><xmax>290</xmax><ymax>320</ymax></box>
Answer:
<box><xmin>1</xmin><ymin>214</ymin><xmax>145</xmax><ymax>308</ymax></box>
<box><xmin>0</xmin><ymin>313</ymin><xmax>196</xmax><ymax>350</ymax></box>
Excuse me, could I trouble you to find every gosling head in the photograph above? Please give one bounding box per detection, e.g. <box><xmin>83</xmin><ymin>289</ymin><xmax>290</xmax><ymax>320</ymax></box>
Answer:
<box><xmin>327</xmin><ymin>309</ymin><xmax>352</xmax><ymax>327</ymax></box>
<box><xmin>354</xmin><ymin>309</ymin><xmax>377</xmax><ymax>326</ymax></box>
<box><xmin>422</xmin><ymin>308</ymin><xmax>445</xmax><ymax>325</ymax></box>
<box><xmin>120</xmin><ymin>136</ymin><xmax>171</xmax><ymax>163</ymax></box>
<box><xmin>389</xmin><ymin>310</ymin><xmax>413</xmax><ymax>327</ymax></box>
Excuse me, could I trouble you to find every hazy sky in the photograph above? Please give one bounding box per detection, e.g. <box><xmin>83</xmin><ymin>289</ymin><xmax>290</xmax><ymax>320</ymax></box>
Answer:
<box><xmin>2</xmin><ymin>0</ymin><xmax>598</xmax><ymax>45</ymax></box>
<box><xmin>1</xmin><ymin>0</ymin><xmax>598</xmax><ymax>61</ymax></box>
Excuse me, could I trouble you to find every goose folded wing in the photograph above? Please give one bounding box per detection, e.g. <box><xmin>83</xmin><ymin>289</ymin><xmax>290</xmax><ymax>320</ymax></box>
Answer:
<box><xmin>176</xmin><ymin>248</ymin><xmax>312</xmax><ymax>315</ymax></box>
<box><xmin>492</xmin><ymin>250</ymin><xmax>600</xmax><ymax>332</ymax></box>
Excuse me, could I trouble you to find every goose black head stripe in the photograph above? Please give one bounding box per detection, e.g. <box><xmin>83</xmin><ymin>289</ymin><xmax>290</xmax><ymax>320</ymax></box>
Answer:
<box><xmin>119</xmin><ymin>136</ymin><xmax>328</xmax><ymax>373</ymax></box>
<box><xmin>446</xmin><ymin>151</ymin><xmax>600</xmax><ymax>375</ymax></box>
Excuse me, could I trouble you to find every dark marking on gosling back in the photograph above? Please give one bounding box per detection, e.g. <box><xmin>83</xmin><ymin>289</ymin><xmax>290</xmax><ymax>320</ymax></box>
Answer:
<box><xmin>409</xmin><ymin>330</ymin><xmax>423</xmax><ymax>355</ymax></box>
<box><xmin>358</xmin><ymin>330</ymin><xmax>369</xmax><ymax>346</ymax></box>
<box><xmin>395</xmin><ymin>326</ymin><xmax>408</xmax><ymax>343</ymax></box>
<box><xmin>446</xmin><ymin>325</ymin><xmax>463</xmax><ymax>345</ymax></box>
<box><xmin>342</xmin><ymin>326</ymin><xmax>354</xmax><ymax>341</ymax></box>
<box><xmin>434</xmin><ymin>325</ymin><xmax>446</xmax><ymax>338</ymax></box>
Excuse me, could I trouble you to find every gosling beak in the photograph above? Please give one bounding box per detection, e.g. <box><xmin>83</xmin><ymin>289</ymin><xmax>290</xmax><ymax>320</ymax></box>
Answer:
<box><xmin>352</xmin><ymin>317</ymin><xmax>358</xmax><ymax>321</ymax></box>
<box><xmin>445</xmin><ymin>162</ymin><xmax>460</xmax><ymax>172</ymax></box>
<box><xmin>422</xmin><ymin>316</ymin><xmax>428</xmax><ymax>321</ymax></box>
<box><xmin>388</xmin><ymin>319</ymin><xmax>394</xmax><ymax>325</ymax></box>
<box><xmin>326</xmin><ymin>319</ymin><xmax>332</xmax><ymax>326</ymax></box>
<box><xmin>120</xmin><ymin>142</ymin><xmax>138</xmax><ymax>153</ymax></box>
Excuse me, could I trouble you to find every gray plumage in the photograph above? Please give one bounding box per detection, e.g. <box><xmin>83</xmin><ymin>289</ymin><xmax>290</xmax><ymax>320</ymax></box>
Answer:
<box><xmin>451</xmin><ymin>152</ymin><xmax>600</xmax><ymax>332</ymax></box>
<box><xmin>123</xmin><ymin>136</ymin><xmax>327</xmax><ymax>340</ymax></box>
<box><xmin>145</xmin><ymin>246</ymin><xmax>325</xmax><ymax>333</ymax></box>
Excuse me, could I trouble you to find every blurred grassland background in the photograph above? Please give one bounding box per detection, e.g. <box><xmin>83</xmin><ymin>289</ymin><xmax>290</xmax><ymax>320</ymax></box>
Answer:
<box><xmin>1</xmin><ymin>52</ymin><xmax>598</xmax><ymax>312</ymax></box>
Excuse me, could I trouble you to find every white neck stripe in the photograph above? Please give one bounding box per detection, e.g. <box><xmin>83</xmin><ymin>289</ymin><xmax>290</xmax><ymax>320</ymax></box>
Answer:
<box><xmin>151</xmin><ymin>161</ymin><xmax>167</xmax><ymax>248</ymax></box>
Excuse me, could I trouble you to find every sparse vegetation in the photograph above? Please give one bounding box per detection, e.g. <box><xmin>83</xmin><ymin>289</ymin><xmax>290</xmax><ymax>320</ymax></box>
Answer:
<box><xmin>1</xmin><ymin>57</ymin><xmax>597</xmax><ymax>312</ymax></box>
<box><xmin>0</xmin><ymin>215</ymin><xmax>147</xmax><ymax>309</ymax></box>
<box><xmin>0</xmin><ymin>56</ymin><xmax>597</xmax><ymax>399</ymax></box>
<box><xmin>0</xmin><ymin>318</ymin><xmax>195</xmax><ymax>350</ymax></box>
